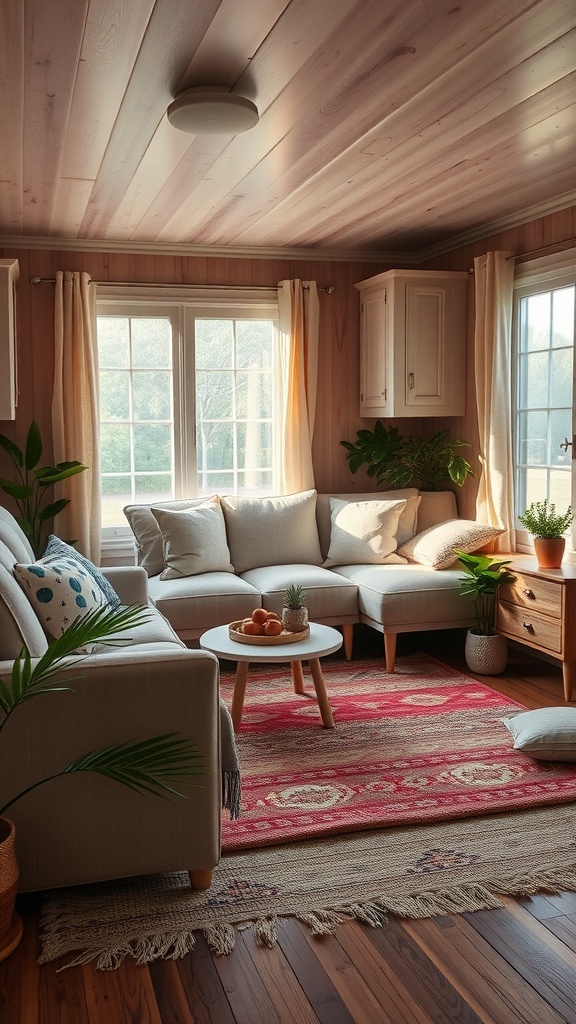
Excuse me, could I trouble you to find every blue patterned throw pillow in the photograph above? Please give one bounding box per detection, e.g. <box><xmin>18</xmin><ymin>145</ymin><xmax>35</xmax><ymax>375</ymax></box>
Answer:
<box><xmin>43</xmin><ymin>535</ymin><xmax>121</xmax><ymax>610</ymax></box>
<box><xmin>13</xmin><ymin>556</ymin><xmax>109</xmax><ymax>640</ymax></box>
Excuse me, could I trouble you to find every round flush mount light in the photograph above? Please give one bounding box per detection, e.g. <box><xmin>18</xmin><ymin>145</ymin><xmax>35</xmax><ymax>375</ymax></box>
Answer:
<box><xmin>167</xmin><ymin>86</ymin><xmax>259</xmax><ymax>135</ymax></box>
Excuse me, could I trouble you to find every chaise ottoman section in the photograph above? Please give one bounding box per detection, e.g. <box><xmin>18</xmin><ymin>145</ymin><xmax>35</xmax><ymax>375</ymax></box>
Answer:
<box><xmin>333</xmin><ymin>563</ymin><xmax>475</xmax><ymax>670</ymax></box>
<box><xmin>148</xmin><ymin>571</ymin><xmax>261</xmax><ymax>641</ymax></box>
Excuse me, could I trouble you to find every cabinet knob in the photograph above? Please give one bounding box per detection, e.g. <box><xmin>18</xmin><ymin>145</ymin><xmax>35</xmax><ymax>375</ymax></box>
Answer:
<box><xmin>408</xmin><ymin>372</ymin><xmax>415</xmax><ymax>389</ymax></box>
<box><xmin>523</xmin><ymin>588</ymin><xmax>535</xmax><ymax>598</ymax></box>
<box><xmin>522</xmin><ymin>622</ymin><xmax>534</xmax><ymax>633</ymax></box>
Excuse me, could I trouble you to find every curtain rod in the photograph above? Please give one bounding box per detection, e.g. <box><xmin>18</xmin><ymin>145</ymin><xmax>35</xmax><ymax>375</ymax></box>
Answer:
<box><xmin>29</xmin><ymin>275</ymin><xmax>334</xmax><ymax>293</ymax></box>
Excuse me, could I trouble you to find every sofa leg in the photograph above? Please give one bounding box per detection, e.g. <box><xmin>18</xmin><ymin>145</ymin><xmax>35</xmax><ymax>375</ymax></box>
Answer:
<box><xmin>342</xmin><ymin>624</ymin><xmax>353</xmax><ymax>660</ymax></box>
<box><xmin>190</xmin><ymin>869</ymin><xmax>213</xmax><ymax>890</ymax></box>
<box><xmin>384</xmin><ymin>633</ymin><xmax>396</xmax><ymax>673</ymax></box>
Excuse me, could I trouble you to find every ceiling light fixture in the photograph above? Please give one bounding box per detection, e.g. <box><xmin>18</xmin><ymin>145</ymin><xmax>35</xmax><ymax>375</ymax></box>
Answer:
<box><xmin>167</xmin><ymin>86</ymin><xmax>259</xmax><ymax>135</ymax></box>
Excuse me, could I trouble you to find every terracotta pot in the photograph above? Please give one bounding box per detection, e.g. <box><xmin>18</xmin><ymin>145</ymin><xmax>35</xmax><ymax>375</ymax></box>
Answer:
<box><xmin>464</xmin><ymin>630</ymin><xmax>508</xmax><ymax>676</ymax></box>
<box><xmin>533</xmin><ymin>537</ymin><xmax>565</xmax><ymax>569</ymax></box>
<box><xmin>0</xmin><ymin>817</ymin><xmax>23</xmax><ymax>962</ymax></box>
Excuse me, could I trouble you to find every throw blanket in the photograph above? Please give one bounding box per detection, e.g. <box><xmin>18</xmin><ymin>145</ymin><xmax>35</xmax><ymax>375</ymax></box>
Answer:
<box><xmin>220</xmin><ymin>700</ymin><xmax>241</xmax><ymax>820</ymax></box>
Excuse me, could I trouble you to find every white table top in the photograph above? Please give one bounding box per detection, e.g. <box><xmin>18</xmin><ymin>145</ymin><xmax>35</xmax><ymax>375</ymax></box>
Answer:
<box><xmin>200</xmin><ymin>622</ymin><xmax>343</xmax><ymax>663</ymax></box>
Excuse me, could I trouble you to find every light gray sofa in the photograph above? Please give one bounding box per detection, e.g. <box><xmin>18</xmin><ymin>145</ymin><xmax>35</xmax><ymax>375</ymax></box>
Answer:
<box><xmin>0</xmin><ymin>506</ymin><xmax>235</xmax><ymax>893</ymax></box>
<box><xmin>124</xmin><ymin>488</ymin><xmax>483</xmax><ymax>671</ymax></box>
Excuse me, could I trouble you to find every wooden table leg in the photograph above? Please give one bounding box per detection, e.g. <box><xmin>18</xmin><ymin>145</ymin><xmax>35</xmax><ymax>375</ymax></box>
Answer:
<box><xmin>308</xmin><ymin>658</ymin><xmax>335</xmax><ymax>728</ymax></box>
<box><xmin>562</xmin><ymin>660</ymin><xmax>576</xmax><ymax>702</ymax></box>
<box><xmin>290</xmin><ymin>660</ymin><xmax>305</xmax><ymax>694</ymax></box>
<box><xmin>231</xmin><ymin>661</ymin><xmax>249</xmax><ymax>732</ymax></box>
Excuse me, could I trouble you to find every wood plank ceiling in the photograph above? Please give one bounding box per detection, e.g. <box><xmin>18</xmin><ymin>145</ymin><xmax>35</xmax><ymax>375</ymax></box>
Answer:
<box><xmin>1</xmin><ymin>0</ymin><xmax>575</xmax><ymax>256</ymax></box>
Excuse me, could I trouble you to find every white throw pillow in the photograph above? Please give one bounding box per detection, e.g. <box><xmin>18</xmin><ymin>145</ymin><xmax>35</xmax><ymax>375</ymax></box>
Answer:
<box><xmin>397</xmin><ymin>519</ymin><xmax>504</xmax><ymax>570</ymax></box>
<box><xmin>13</xmin><ymin>555</ymin><xmax>108</xmax><ymax>639</ymax></box>
<box><xmin>151</xmin><ymin>499</ymin><xmax>234</xmax><ymax>579</ymax></box>
<box><xmin>220</xmin><ymin>489</ymin><xmax>323</xmax><ymax>573</ymax></box>
<box><xmin>124</xmin><ymin>498</ymin><xmax>208</xmax><ymax>576</ymax></box>
<box><xmin>323</xmin><ymin>498</ymin><xmax>408</xmax><ymax>566</ymax></box>
<box><xmin>501</xmin><ymin>708</ymin><xmax>576</xmax><ymax>761</ymax></box>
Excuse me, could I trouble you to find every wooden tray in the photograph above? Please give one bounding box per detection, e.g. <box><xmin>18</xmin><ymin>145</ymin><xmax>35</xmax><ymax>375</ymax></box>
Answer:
<box><xmin>228</xmin><ymin>621</ymin><xmax>310</xmax><ymax>645</ymax></box>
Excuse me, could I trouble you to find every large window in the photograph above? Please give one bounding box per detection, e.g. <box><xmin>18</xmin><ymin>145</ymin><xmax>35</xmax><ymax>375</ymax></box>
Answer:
<box><xmin>96</xmin><ymin>291</ymin><xmax>279</xmax><ymax>537</ymax></box>
<box><xmin>513</xmin><ymin>263</ymin><xmax>576</xmax><ymax>548</ymax></box>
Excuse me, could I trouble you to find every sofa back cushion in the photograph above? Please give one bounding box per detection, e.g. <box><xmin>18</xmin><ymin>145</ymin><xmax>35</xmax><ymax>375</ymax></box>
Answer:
<box><xmin>316</xmin><ymin>489</ymin><xmax>421</xmax><ymax>560</ymax></box>
<box><xmin>0</xmin><ymin>543</ymin><xmax>49</xmax><ymax>659</ymax></box>
<box><xmin>220</xmin><ymin>489</ymin><xmax>323</xmax><ymax>574</ymax></box>
<box><xmin>124</xmin><ymin>498</ymin><xmax>208</xmax><ymax>576</ymax></box>
<box><xmin>416</xmin><ymin>491</ymin><xmax>458</xmax><ymax>532</ymax></box>
<box><xmin>0</xmin><ymin>505</ymin><xmax>35</xmax><ymax>563</ymax></box>
<box><xmin>151</xmin><ymin>499</ymin><xmax>235</xmax><ymax>579</ymax></box>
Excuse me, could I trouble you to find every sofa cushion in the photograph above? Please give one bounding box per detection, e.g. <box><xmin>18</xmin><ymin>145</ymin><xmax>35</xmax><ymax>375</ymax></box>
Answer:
<box><xmin>0</xmin><ymin>506</ymin><xmax>35</xmax><ymax>563</ymax></box>
<box><xmin>151</xmin><ymin>499</ymin><xmax>234</xmax><ymax>579</ymax></box>
<box><xmin>13</xmin><ymin>554</ymin><xmax>109</xmax><ymax>639</ymax></box>
<box><xmin>334</xmin><ymin>563</ymin><xmax>474</xmax><ymax>628</ymax></box>
<box><xmin>316</xmin><ymin>490</ymin><xmax>420</xmax><ymax>558</ymax></box>
<box><xmin>242</xmin><ymin>563</ymin><xmax>359</xmax><ymax>623</ymax></box>
<box><xmin>0</xmin><ymin>557</ymin><xmax>49</xmax><ymax>659</ymax></box>
<box><xmin>397</xmin><ymin>520</ymin><xmax>504</xmax><ymax>570</ymax></box>
<box><xmin>124</xmin><ymin>498</ymin><xmax>209</xmax><ymax>576</ymax></box>
<box><xmin>44</xmin><ymin>535</ymin><xmax>121</xmax><ymax>609</ymax></box>
<box><xmin>148</xmin><ymin>572</ymin><xmax>261</xmax><ymax>634</ymax></box>
<box><xmin>500</xmin><ymin>708</ymin><xmax>576</xmax><ymax>761</ymax></box>
<box><xmin>323</xmin><ymin>497</ymin><xmax>408</xmax><ymax>567</ymax></box>
<box><xmin>220</xmin><ymin>489</ymin><xmax>323</xmax><ymax>573</ymax></box>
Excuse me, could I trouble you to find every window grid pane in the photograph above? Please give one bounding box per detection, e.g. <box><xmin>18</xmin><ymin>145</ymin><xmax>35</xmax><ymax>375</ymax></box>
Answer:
<box><xmin>515</xmin><ymin>287</ymin><xmax>574</xmax><ymax>526</ymax></box>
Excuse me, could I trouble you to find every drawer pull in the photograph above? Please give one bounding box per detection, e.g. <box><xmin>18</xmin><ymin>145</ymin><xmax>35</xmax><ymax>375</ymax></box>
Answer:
<box><xmin>523</xmin><ymin>622</ymin><xmax>534</xmax><ymax>633</ymax></box>
<box><xmin>523</xmin><ymin>588</ymin><xmax>535</xmax><ymax>598</ymax></box>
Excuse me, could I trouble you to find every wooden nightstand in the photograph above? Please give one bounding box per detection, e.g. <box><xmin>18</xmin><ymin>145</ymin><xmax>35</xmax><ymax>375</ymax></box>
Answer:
<box><xmin>496</xmin><ymin>556</ymin><xmax>576</xmax><ymax>702</ymax></box>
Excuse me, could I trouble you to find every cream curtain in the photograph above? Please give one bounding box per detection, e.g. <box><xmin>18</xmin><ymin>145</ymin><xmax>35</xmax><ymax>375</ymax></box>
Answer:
<box><xmin>277</xmin><ymin>280</ymin><xmax>319</xmax><ymax>493</ymax></box>
<box><xmin>474</xmin><ymin>251</ymin><xmax>516</xmax><ymax>552</ymax></box>
<box><xmin>51</xmin><ymin>271</ymin><xmax>101</xmax><ymax>561</ymax></box>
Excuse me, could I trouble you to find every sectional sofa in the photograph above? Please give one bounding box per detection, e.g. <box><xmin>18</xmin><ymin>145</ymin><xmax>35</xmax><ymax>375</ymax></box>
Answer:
<box><xmin>124</xmin><ymin>488</ymin><xmax>502</xmax><ymax>670</ymax></box>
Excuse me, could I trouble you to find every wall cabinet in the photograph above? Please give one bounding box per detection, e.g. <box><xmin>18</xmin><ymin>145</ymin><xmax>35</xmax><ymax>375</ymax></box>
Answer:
<box><xmin>354</xmin><ymin>269</ymin><xmax>469</xmax><ymax>417</ymax></box>
<box><xmin>0</xmin><ymin>259</ymin><xmax>20</xmax><ymax>421</ymax></box>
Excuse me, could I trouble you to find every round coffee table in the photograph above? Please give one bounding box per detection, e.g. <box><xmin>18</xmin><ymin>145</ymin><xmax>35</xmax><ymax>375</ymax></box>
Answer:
<box><xmin>200</xmin><ymin>622</ymin><xmax>343</xmax><ymax>732</ymax></box>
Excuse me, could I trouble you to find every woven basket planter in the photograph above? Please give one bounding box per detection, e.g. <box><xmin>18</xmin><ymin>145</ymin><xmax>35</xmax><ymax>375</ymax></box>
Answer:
<box><xmin>0</xmin><ymin>817</ymin><xmax>23</xmax><ymax>962</ymax></box>
<box><xmin>465</xmin><ymin>630</ymin><xmax>508</xmax><ymax>676</ymax></box>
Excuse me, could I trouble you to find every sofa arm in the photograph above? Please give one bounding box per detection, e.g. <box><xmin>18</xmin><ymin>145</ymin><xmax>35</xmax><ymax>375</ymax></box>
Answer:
<box><xmin>102</xmin><ymin>565</ymin><xmax>150</xmax><ymax>605</ymax></box>
<box><xmin>0</xmin><ymin>648</ymin><xmax>224</xmax><ymax>891</ymax></box>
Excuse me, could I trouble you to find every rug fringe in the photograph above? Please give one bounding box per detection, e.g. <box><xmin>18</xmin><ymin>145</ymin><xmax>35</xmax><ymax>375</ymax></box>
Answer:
<box><xmin>40</xmin><ymin>930</ymin><xmax>198</xmax><ymax>972</ymax></box>
<box><xmin>204</xmin><ymin>923</ymin><xmax>236</xmax><ymax>955</ymax></box>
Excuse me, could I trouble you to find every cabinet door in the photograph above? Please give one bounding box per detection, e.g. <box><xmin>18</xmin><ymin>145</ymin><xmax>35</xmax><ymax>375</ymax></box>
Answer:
<box><xmin>0</xmin><ymin>259</ymin><xmax>19</xmax><ymax>421</ymax></box>
<box><xmin>404</xmin><ymin>278</ymin><xmax>466</xmax><ymax>415</ymax></box>
<box><xmin>360</xmin><ymin>289</ymin><xmax>388</xmax><ymax>416</ymax></box>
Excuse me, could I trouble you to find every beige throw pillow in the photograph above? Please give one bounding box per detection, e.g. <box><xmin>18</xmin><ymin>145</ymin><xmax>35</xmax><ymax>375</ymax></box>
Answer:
<box><xmin>151</xmin><ymin>499</ymin><xmax>234</xmax><ymax>579</ymax></box>
<box><xmin>220</xmin><ymin>489</ymin><xmax>323</xmax><ymax>573</ymax></box>
<box><xmin>397</xmin><ymin>519</ymin><xmax>504</xmax><ymax>570</ymax></box>
<box><xmin>323</xmin><ymin>498</ymin><xmax>408</xmax><ymax>566</ymax></box>
<box><xmin>124</xmin><ymin>498</ymin><xmax>208</xmax><ymax>576</ymax></box>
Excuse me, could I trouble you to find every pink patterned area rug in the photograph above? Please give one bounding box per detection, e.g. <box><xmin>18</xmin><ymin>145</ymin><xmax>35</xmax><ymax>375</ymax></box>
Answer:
<box><xmin>221</xmin><ymin>653</ymin><xmax>576</xmax><ymax>850</ymax></box>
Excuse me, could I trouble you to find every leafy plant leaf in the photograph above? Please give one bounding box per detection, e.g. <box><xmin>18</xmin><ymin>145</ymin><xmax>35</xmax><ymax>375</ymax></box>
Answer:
<box><xmin>0</xmin><ymin>479</ymin><xmax>32</xmax><ymax>499</ymax></box>
<box><xmin>0</xmin><ymin>433</ymin><xmax>23</xmax><ymax>467</ymax></box>
<box><xmin>38</xmin><ymin>499</ymin><xmax>69</xmax><ymax>521</ymax></box>
<box><xmin>24</xmin><ymin>420</ymin><xmax>43</xmax><ymax>471</ymax></box>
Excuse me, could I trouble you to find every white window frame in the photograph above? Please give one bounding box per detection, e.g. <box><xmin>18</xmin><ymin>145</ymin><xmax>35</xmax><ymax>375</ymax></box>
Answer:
<box><xmin>513</xmin><ymin>249</ymin><xmax>576</xmax><ymax>559</ymax></box>
<box><xmin>96</xmin><ymin>284</ymin><xmax>280</xmax><ymax>560</ymax></box>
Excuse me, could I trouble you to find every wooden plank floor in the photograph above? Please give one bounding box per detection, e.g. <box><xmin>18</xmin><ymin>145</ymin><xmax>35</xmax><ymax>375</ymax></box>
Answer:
<box><xmin>2</xmin><ymin>627</ymin><xmax>576</xmax><ymax>1024</ymax></box>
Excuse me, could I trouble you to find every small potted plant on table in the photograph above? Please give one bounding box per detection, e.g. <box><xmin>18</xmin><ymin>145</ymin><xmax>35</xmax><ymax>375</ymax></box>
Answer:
<box><xmin>517</xmin><ymin>499</ymin><xmax>574</xmax><ymax>569</ymax></box>
<box><xmin>282</xmin><ymin>584</ymin><xmax>309</xmax><ymax>633</ymax></box>
<box><xmin>456</xmin><ymin>550</ymin><xmax>515</xmax><ymax>675</ymax></box>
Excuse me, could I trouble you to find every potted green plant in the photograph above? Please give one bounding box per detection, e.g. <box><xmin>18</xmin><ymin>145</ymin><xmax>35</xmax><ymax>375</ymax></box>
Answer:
<box><xmin>282</xmin><ymin>584</ymin><xmax>309</xmax><ymax>633</ymax></box>
<box><xmin>0</xmin><ymin>420</ymin><xmax>87</xmax><ymax>558</ymax></box>
<box><xmin>341</xmin><ymin>423</ymin><xmax>474</xmax><ymax>491</ymax></box>
<box><xmin>517</xmin><ymin>500</ymin><xmax>574</xmax><ymax>569</ymax></box>
<box><xmin>0</xmin><ymin>605</ymin><xmax>204</xmax><ymax>962</ymax></box>
<box><xmin>456</xmin><ymin>550</ymin><xmax>515</xmax><ymax>675</ymax></box>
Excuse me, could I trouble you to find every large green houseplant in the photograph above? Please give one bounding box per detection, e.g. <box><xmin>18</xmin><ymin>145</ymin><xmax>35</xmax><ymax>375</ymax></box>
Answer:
<box><xmin>0</xmin><ymin>420</ymin><xmax>87</xmax><ymax>558</ymax></box>
<box><xmin>456</xmin><ymin>550</ymin><xmax>515</xmax><ymax>675</ymax></box>
<box><xmin>0</xmin><ymin>604</ymin><xmax>204</xmax><ymax>961</ymax></box>
<box><xmin>341</xmin><ymin>423</ymin><xmax>474</xmax><ymax>491</ymax></box>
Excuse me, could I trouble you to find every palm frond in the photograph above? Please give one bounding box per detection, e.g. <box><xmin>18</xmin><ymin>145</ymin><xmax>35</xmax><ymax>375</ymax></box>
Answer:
<box><xmin>63</xmin><ymin>734</ymin><xmax>206</xmax><ymax>799</ymax></box>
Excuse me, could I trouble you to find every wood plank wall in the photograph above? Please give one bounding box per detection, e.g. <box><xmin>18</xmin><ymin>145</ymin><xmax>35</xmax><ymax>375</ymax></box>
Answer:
<box><xmin>0</xmin><ymin>202</ymin><xmax>574</xmax><ymax>518</ymax></box>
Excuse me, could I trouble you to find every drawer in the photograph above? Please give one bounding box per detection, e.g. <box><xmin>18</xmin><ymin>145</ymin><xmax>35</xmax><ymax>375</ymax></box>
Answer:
<box><xmin>497</xmin><ymin>601</ymin><xmax>562</xmax><ymax>654</ymax></box>
<box><xmin>499</xmin><ymin>573</ymin><xmax>562</xmax><ymax>618</ymax></box>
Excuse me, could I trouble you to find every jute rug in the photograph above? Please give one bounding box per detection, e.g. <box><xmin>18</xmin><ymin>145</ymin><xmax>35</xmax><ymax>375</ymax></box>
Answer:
<box><xmin>221</xmin><ymin>654</ymin><xmax>576</xmax><ymax>849</ymax></box>
<box><xmin>40</xmin><ymin>803</ymin><xmax>576</xmax><ymax>969</ymax></box>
